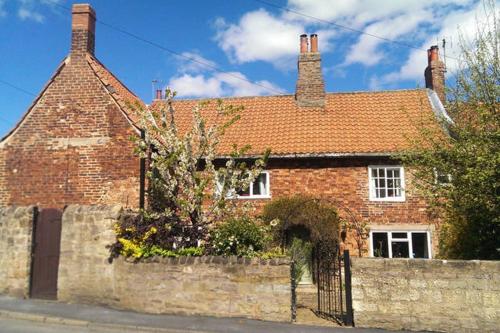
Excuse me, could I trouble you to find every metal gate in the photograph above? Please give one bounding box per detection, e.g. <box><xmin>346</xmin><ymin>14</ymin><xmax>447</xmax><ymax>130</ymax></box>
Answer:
<box><xmin>30</xmin><ymin>208</ymin><xmax>63</xmax><ymax>300</ymax></box>
<box><xmin>314</xmin><ymin>243</ymin><xmax>353</xmax><ymax>326</ymax></box>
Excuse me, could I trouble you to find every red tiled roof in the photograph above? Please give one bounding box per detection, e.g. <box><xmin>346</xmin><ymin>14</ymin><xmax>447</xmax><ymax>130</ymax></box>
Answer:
<box><xmin>150</xmin><ymin>89</ymin><xmax>446</xmax><ymax>156</ymax></box>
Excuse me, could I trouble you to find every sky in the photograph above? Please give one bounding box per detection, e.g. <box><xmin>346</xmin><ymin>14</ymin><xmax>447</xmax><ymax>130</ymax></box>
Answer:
<box><xmin>0</xmin><ymin>0</ymin><xmax>490</xmax><ymax>138</ymax></box>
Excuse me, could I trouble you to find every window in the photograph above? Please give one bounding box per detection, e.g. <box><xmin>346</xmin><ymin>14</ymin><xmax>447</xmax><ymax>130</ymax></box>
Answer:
<box><xmin>434</xmin><ymin>169</ymin><xmax>452</xmax><ymax>185</ymax></box>
<box><xmin>368</xmin><ymin>166</ymin><xmax>405</xmax><ymax>201</ymax></box>
<box><xmin>217</xmin><ymin>171</ymin><xmax>270</xmax><ymax>199</ymax></box>
<box><xmin>370</xmin><ymin>231</ymin><xmax>431</xmax><ymax>259</ymax></box>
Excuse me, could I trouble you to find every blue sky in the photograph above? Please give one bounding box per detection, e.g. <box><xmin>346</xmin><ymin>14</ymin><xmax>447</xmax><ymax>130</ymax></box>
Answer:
<box><xmin>0</xmin><ymin>0</ymin><xmax>485</xmax><ymax>138</ymax></box>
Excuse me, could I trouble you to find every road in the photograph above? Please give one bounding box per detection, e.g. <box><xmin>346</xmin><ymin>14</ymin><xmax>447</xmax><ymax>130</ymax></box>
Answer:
<box><xmin>0</xmin><ymin>318</ymin><xmax>128</xmax><ymax>333</ymax></box>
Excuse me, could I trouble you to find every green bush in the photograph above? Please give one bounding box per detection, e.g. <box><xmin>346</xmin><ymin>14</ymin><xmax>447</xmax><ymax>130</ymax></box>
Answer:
<box><xmin>118</xmin><ymin>238</ymin><xmax>204</xmax><ymax>259</ymax></box>
<box><xmin>208</xmin><ymin>217</ymin><xmax>271</xmax><ymax>257</ymax></box>
<box><xmin>262</xmin><ymin>196</ymin><xmax>340</xmax><ymax>246</ymax></box>
<box><xmin>288</xmin><ymin>238</ymin><xmax>313</xmax><ymax>283</ymax></box>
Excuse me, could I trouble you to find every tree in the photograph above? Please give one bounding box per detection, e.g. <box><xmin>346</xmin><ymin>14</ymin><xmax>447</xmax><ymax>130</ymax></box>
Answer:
<box><xmin>400</xmin><ymin>2</ymin><xmax>499</xmax><ymax>259</ymax></box>
<box><xmin>110</xmin><ymin>89</ymin><xmax>268</xmax><ymax>257</ymax></box>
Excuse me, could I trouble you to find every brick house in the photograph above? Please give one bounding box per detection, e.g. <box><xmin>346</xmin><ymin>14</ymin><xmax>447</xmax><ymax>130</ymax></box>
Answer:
<box><xmin>0</xmin><ymin>4</ymin><xmax>449</xmax><ymax>258</ymax></box>
<box><xmin>0</xmin><ymin>4</ymin><xmax>143</xmax><ymax>209</ymax></box>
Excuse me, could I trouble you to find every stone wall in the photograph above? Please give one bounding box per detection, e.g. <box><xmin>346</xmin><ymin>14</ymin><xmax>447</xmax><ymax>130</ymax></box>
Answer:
<box><xmin>58</xmin><ymin>205</ymin><xmax>292</xmax><ymax>322</ymax></box>
<box><xmin>351</xmin><ymin>258</ymin><xmax>500</xmax><ymax>332</ymax></box>
<box><xmin>0</xmin><ymin>206</ymin><xmax>34</xmax><ymax>298</ymax></box>
<box><xmin>113</xmin><ymin>256</ymin><xmax>291</xmax><ymax>322</ymax></box>
<box><xmin>58</xmin><ymin>205</ymin><xmax>120</xmax><ymax>305</ymax></box>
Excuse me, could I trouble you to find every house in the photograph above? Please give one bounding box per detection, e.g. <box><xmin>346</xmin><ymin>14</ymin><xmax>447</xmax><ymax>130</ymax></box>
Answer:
<box><xmin>0</xmin><ymin>4</ymin><xmax>142</xmax><ymax>209</ymax></box>
<box><xmin>0</xmin><ymin>4</ymin><xmax>449</xmax><ymax>258</ymax></box>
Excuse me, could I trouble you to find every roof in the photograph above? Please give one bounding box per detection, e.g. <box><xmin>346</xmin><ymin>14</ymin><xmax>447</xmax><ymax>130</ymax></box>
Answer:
<box><xmin>86</xmin><ymin>54</ymin><xmax>144</xmax><ymax>127</ymax></box>
<box><xmin>1</xmin><ymin>54</ymin><xmax>144</xmax><ymax>144</ymax></box>
<box><xmin>149</xmin><ymin>89</ymin><xmax>447</xmax><ymax>157</ymax></box>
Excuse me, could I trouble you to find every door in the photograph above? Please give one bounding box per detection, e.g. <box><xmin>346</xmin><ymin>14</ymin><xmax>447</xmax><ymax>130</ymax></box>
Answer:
<box><xmin>30</xmin><ymin>208</ymin><xmax>62</xmax><ymax>300</ymax></box>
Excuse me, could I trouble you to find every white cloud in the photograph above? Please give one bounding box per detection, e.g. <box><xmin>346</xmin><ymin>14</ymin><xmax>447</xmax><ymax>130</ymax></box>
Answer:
<box><xmin>378</xmin><ymin>1</ymin><xmax>485</xmax><ymax>86</ymax></box>
<box><xmin>286</xmin><ymin>0</ymin><xmax>475</xmax><ymax>26</ymax></box>
<box><xmin>0</xmin><ymin>0</ymin><xmax>6</xmax><ymax>18</ymax></box>
<box><xmin>2</xmin><ymin>0</ymin><xmax>63</xmax><ymax>22</ymax></box>
<box><xmin>169</xmin><ymin>74</ymin><xmax>223</xmax><ymax>98</ymax></box>
<box><xmin>169</xmin><ymin>71</ymin><xmax>284</xmax><ymax>98</ymax></box>
<box><xmin>18</xmin><ymin>7</ymin><xmax>44</xmax><ymax>22</ymax></box>
<box><xmin>214</xmin><ymin>0</ymin><xmax>482</xmax><ymax>81</ymax></box>
<box><xmin>168</xmin><ymin>52</ymin><xmax>285</xmax><ymax>98</ymax></box>
<box><xmin>344</xmin><ymin>10</ymin><xmax>430</xmax><ymax>66</ymax></box>
<box><xmin>176</xmin><ymin>52</ymin><xmax>218</xmax><ymax>74</ymax></box>
<box><xmin>215</xmin><ymin>9</ymin><xmax>305</xmax><ymax>65</ymax></box>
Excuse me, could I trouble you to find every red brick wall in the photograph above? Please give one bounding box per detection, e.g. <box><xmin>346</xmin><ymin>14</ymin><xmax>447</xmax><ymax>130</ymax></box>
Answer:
<box><xmin>0</xmin><ymin>54</ymin><xmax>140</xmax><ymax>209</ymax></box>
<box><xmin>239</xmin><ymin>157</ymin><xmax>438</xmax><ymax>256</ymax></box>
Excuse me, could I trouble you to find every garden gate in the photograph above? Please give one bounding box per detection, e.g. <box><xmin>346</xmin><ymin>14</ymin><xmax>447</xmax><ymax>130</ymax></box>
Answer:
<box><xmin>314</xmin><ymin>243</ymin><xmax>354</xmax><ymax>326</ymax></box>
<box><xmin>30</xmin><ymin>208</ymin><xmax>63</xmax><ymax>300</ymax></box>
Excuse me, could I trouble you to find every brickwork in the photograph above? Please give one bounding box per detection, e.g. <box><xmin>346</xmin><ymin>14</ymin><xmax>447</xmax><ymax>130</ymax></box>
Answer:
<box><xmin>425</xmin><ymin>46</ymin><xmax>446</xmax><ymax>103</ymax></box>
<box><xmin>241</xmin><ymin>157</ymin><xmax>437</xmax><ymax>256</ymax></box>
<box><xmin>71</xmin><ymin>4</ymin><xmax>96</xmax><ymax>55</ymax></box>
<box><xmin>58</xmin><ymin>205</ymin><xmax>293</xmax><ymax>322</ymax></box>
<box><xmin>351</xmin><ymin>258</ymin><xmax>500</xmax><ymax>332</ymax></box>
<box><xmin>0</xmin><ymin>206</ymin><xmax>34</xmax><ymax>298</ymax></box>
<box><xmin>295</xmin><ymin>52</ymin><xmax>326</xmax><ymax>107</ymax></box>
<box><xmin>0</xmin><ymin>2</ymin><xmax>140</xmax><ymax>209</ymax></box>
<box><xmin>0</xmin><ymin>54</ymin><xmax>140</xmax><ymax>209</ymax></box>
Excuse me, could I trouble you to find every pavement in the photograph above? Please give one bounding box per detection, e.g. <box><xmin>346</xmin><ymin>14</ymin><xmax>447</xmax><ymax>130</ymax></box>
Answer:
<box><xmin>0</xmin><ymin>295</ymin><xmax>410</xmax><ymax>333</ymax></box>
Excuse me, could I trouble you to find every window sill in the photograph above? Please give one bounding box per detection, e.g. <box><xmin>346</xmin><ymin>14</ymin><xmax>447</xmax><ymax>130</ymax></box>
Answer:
<box><xmin>235</xmin><ymin>195</ymin><xmax>272</xmax><ymax>200</ymax></box>
<box><xmin>369</xmin><ymin>197</ymin><xmax>406</xmax><ymax>202</ymax></box>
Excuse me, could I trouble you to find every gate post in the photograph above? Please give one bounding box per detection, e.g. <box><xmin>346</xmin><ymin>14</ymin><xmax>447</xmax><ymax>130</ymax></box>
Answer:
<box><xmin>343</xmin><ymin>250</ymin><xmax>354</xmax><ymax>326</ymax></box>
<box><xmin>28</xmin><ymin>206</ymin><xmax>39</xmax><ymax>298</ymax></box>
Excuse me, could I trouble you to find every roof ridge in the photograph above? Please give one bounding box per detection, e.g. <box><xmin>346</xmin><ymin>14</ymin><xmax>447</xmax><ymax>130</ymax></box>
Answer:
<box><xmin>1</xmin><ymin>57</ymin><xmax>68</xmax><ymax>144</ymax></box>
<box><xmin>168</xmin><ymin>88</ymin><xmax>426</xmax><ymax>103</ymax></box>
<box><xmin>85</xmin><ymin>53</ymin><xmax>143</xmax><ymax>103</ymax></box>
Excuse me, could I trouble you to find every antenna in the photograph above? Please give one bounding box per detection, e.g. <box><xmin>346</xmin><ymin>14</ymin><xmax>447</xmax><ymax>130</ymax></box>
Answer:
<box><xmin>152</xmin><ymin>80</ymin><xmax>158</xmax><ymax>101</ymax></box>
<box><xmin>442</xmin><ymin>38</ymin><xmax>447</xmax><ymax>72</ymax></box>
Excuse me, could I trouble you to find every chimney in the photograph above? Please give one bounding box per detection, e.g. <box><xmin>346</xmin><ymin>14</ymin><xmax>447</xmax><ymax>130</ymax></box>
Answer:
<box><xmin>155</xmin><ymin>89</ymin><xmax>162</xmax><ymax>100</ymax></box>
<box><xmin>425</xmin><ymin>45</ymin><xmax>446</xmax><ymax>103</ymax></box>
<box><xmin>295</xmin><ymin>34</ymin><xmax>325</xmax><ymax>107</ymax></box>
<box><xmin>71</xmin><ymin>4</ymin><xmax>96</xmax><ymax>56</ymax></box>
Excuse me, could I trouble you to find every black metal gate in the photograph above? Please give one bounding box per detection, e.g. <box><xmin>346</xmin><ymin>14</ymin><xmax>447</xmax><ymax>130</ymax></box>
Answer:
<box><xmin>314</xmin><ymin>243</ymin><xmax>353</xmax><ymax>326</ymax></box>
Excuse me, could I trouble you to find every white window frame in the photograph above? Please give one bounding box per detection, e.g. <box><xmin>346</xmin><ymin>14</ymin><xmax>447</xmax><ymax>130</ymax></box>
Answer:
<box><xmin>369</xmin><ymin>230</ymin><xmax>432</xmax><ymax>259</ymax></box>
<box><xmin>238</xmin><ymin>171</ymin><xmax>270</xmax><ymax>199</ymax></box>
<box><xmin>368</xmin><ymin>165</ymin><xmax>406</xmax><ymax>202</ymax></box>
<box><xmin>217</xmin><ymin>171</ymin><xmax>271</xmax><ymax>200</ymax></box>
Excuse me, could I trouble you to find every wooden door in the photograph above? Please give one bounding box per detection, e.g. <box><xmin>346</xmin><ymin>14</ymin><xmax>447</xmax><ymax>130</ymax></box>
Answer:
<box><xmin>30</xmin><ymin>208</ymin><xmax>62</xmax><ymax>300</ymax></box>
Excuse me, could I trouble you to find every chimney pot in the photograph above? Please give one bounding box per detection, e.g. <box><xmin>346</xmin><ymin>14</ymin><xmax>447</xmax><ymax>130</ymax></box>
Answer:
<box><xmin>300</xmin><ymin>34</ymin><xmax>308</xmax><ymax>54</ymax></box>
<box><xmin>429</xmin><ymin>45</ymin><xmax>439</xmax><ymax>63</ymax></box>
<box><xmin>71</xmin><ymin>3</ymin><xmax>96</xmax><ymax>56</ymax></box>
<box><xmin>310</xmin><ymin>34</ymin><xmax>318</xmax><ymax>53</ymax></box>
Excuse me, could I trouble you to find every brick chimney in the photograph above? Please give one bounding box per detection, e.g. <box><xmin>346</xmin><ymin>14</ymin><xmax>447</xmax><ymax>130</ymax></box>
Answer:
<box><xmin>71</xmin><ymin>4</ymin><xmax>96</xmax><ymax>56</ymax></box>
<box><xmin>295</xmin><ymin>34</ymin><xmax>325</xmax><ymax>107</ymax></box>
<box><xmin>424</xmin><ymin>45</ymin><xmax>446</xmax><ymax>103</ymax></box>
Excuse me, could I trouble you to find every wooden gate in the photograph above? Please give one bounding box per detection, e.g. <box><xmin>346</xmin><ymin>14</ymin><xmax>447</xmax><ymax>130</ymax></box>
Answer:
<box><xmin>30</xmin><ymin>208</ymin><xmax>63</xmax><ymax>300</ymax></box>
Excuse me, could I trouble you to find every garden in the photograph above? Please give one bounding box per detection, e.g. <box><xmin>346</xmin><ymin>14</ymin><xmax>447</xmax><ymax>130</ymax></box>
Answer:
<box><xmin>108</xmin><ymin>89</ymin><xmax>341</xmax><ymax>277</ymax></box>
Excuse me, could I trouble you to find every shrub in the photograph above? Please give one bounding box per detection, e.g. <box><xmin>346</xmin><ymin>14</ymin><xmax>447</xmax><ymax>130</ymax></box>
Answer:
<box><xmin>208</xmin><ymin>217</ymin><xmax>271</xmax><ymax>257</ymax></box>
<box><xmin>119</xmin><ymin>241</ymin><xmax>203</xmax><ymax>259</ymax></box>
<box><xmin>288</xmin><ymin>238</ymin><xmax>313</xmax><ymax>283</ymax></box>
<box><xmin>108</xmin><ymin>211</ymin><xmax>203</xmax><ymax>260</ymax></box>
<box><xmin>262</xmin><ymin>196</ymin><xmax>340</xmax><ymax>247</ymax></box>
